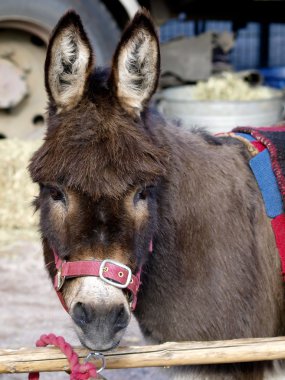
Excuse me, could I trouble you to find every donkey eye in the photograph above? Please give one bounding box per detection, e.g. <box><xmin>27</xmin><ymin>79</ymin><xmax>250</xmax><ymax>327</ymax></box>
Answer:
<box><xmin>48</xmin><ymin>187</ymin><xmax>64</xmax><ymax>201</ymax></box>
<box><xmin>138</xmin><ymin>189</ymin><xmax>147</xmax><ymax>200</ymax></box>
<box><xmin>134</xmin><ymin>188</ymin><xmax>148</xmax><ymax>204</ymax></box>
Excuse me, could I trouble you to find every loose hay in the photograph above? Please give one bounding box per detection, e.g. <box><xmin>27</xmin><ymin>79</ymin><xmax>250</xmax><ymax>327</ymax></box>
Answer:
<box><xmin>193</xmin><ymin>72</ymin><xmax>282</xmax><ymax>101</ymax></box>
<box><xmin>0</xmin><ymin>139</ymin><xmax>41</xmax><ymax>230</ymax></box>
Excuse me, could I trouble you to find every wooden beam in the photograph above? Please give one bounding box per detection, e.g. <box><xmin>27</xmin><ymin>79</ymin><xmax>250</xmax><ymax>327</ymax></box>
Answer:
<box><xmin>1</xmin><ymin>337</ymin><xmax>285</xmax><ymax>374</ymax></box>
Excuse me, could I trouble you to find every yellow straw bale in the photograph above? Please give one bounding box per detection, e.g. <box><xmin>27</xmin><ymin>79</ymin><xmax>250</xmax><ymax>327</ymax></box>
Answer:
<box><xmin>0</xmin><ymin>139</ymin><xmax>41</xmax><ymax>229</ymax></box>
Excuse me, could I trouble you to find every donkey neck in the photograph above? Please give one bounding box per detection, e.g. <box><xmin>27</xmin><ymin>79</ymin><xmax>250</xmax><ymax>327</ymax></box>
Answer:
<box><xmin>134</xmin><ymin>124</ymin><xmax>279</xmax><ymax>344</ymax></box>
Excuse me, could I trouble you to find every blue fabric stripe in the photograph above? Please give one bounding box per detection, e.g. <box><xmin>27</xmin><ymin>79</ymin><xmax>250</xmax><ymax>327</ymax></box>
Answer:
<box><xmin>250</xmin><ymin>149</ymin><xmax>284</xmax><ymax>218</ymax></box>
<box><xmin>235</xmin><ymin>133</ymin><xmax>256</xmax><ymax>141</ymax></box>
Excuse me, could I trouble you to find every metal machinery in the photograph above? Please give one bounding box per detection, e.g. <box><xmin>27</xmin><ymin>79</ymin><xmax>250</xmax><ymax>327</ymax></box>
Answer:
<box><xmin>0</xmin><ymin>0</ymin><xmax>284</xmax><ymax>138</ymax></box>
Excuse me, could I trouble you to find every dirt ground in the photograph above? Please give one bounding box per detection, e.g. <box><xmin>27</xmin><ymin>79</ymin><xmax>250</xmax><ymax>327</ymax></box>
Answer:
<box><xmin>0</xmin><ymin>231</ymin><xmax>169</xmax><ymax>380</ymax></box>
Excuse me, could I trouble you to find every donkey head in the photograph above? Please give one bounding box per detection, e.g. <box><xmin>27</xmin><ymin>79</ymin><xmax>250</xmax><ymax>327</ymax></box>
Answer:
<box><xmin>29</xmin><ymin>10</ymin><xmax>166</xmax><ymax>350</ymax></box>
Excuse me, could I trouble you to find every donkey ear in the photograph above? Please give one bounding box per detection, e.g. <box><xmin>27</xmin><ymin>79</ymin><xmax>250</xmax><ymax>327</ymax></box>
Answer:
<box><xmin>45</xmin><ymin>10</ymin><xmax>93</xmax><ymax>112</ymax></box>
<box><xmin>110</xmin><ymin>10</ymin><xmax>160</xmax><ymax>115</ymax></box>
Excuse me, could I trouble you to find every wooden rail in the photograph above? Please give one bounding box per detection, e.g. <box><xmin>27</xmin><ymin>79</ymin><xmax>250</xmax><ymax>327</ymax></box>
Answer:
<box><xmin>1</xmin><ymin>337</ymin><xmax>285</xmax><ymax>374</ymax></box>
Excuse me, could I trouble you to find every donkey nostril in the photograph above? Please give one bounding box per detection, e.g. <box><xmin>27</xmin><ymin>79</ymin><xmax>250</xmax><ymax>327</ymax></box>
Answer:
<box><xmin>72</xmin><ymin>303</ymin><xmax>129</xmax><ymax>332</ymax></box>
<box><xmin>117</xmin><ymin>304</ymin><xmax>125</xmax><ymax>319</ymax></box>
<box><xmin>73</xmin><ymin>302</ymin><xmax>93</xmax><ymax>326</ymax></box>
<box><xmin>114</xmin><ymin>304</ymin><xmax>129</xmax><ymax>332</ymax></box>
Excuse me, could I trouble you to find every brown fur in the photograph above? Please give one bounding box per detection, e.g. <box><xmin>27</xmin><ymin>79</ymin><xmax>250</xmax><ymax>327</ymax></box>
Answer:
<box><xmin>29</xmin><ymin>9</ymin><xmax>285</xmax><ymax>379</ymax></box>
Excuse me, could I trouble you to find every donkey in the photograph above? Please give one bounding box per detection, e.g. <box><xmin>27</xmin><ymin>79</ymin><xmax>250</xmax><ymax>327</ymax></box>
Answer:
<box><xmin>29</xmin><ymin>9</ymin><xmax>285</xmax><ymax>379</ymax></box>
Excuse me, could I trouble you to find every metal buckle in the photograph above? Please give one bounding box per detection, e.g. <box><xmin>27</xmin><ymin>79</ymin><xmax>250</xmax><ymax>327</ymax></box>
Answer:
<box><xmin>56</xmin><ymin>262</ymin><xmax>66</xmax><ymax>291</ymax></box>
<box><xmin>85</xmin><ymin>352</ymin><xmax>106</xmax><ymax>374</ymax></box>
<box><xmin>99</xmin><ymin>259</ymin><xmax>132</xmax><ymax>289</ymax></box>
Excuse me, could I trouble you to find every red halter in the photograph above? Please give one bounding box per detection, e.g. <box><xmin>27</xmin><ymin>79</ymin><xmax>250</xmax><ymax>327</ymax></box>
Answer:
<box><xmin>53</xmin><ymin>241</ymin><xmax>153</xmax><ymax>312</ymax></box>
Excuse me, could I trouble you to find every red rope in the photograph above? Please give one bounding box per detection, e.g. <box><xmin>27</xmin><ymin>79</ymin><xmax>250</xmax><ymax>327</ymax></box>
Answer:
<box><xmin>28</xmin><ymin>334</ymin><xmax>97</xmax><ymax>380</ymax></box>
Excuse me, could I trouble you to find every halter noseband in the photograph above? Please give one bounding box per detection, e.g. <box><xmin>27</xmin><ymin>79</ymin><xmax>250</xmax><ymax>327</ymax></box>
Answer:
<box><xmin>53</xmin><ymin>241</ymin><xmax>152</xmax><ymax>312</ymax></box>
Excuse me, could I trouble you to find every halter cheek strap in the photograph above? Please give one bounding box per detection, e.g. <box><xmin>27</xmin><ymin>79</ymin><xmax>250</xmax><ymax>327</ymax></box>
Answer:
<box><xmin>53</xmin><ymin>241</ymin><xmax>153</xmax><ymax>312</ymax></box>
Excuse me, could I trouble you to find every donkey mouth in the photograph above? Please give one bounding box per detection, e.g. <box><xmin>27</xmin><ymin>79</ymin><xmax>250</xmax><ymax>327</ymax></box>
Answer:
<box><xmin>85</xmin><ymin>340</ymin><xmax>121</xmax><ymax>352</ymax></box>
<box><xmin>76</xmin><ymin>328</ymin><xmax>125</xmax><ymax>351</ymax></box>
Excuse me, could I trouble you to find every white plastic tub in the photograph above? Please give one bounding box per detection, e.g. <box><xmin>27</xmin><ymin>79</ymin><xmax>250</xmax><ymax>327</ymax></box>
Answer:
<box><xmin>156</xmin><ymin>85</ymin><xmax>284</xmax><ymax>133</ymax></box>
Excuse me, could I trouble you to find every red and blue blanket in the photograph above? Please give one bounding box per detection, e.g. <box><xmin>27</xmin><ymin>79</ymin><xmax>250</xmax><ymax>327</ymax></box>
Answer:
<box><xmin>233</xmin><ymin>125</ymin><xmax>285</xmax><ymax>279</ymax></box>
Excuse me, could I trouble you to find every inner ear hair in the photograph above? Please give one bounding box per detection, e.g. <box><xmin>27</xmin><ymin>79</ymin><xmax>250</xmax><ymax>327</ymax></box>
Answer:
<box><xmin>111</xmin><ymin>10</ymin><xmax>160</xmax><ymax>115</ymax></box>
<box><xmin>45</xmin><ymin>11</ymin><xmax>93</xmax><ymax>112</ymax></box>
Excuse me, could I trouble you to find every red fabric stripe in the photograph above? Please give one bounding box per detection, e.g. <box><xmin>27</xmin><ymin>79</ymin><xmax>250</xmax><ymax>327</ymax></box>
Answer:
<box><xmin>252</xmin><ymin>126</ymin><xmax>285</xmax><ymax>132</ymax></box>
<box><xmin>236</xmin><ymin>126</ymin><xmax>285</xmax><ymax>132</ymax></box>
<box><xmin>249</xmin><ymin>130</ymin><xmax>285</xmax><ymax>202</ymax></box>
<box><xmin>251</xmin><ymin>141</ymin><xmax>266</xmax><ymax>152</ymax></box>
<box><xmin>271</xmin><ymin>214</ymin><xmax>285</xmax><ymax>276</ymax></box>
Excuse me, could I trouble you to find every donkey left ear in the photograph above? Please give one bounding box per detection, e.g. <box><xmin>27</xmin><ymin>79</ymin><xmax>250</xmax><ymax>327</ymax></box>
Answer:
<box><xmin>45</xmin><ymin>10</ymin><xmax>93</xmax><ymax>112</ymax></box>
<box><xmin>110</xmin><ymin>10</ymin><xmax>160</xmax><ymax>115</ymax></box>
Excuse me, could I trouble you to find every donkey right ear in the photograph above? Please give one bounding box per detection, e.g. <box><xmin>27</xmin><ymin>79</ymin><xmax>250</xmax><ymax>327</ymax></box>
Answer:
<box><xmin>110</xmin><ymin>10</ymin><xmax>160</xmax><ymax>116</ymax></box>
<box><xmin>45</xmin><ymin>11</ymin><xmax>93</xmax><ymax>112</ymax></box>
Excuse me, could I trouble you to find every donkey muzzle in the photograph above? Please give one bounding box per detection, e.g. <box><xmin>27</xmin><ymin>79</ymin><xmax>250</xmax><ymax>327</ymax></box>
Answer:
<box><xmin>72</xmin><ymin>301</ymin><xmax>130</xmax><ymax>350</ymax></box>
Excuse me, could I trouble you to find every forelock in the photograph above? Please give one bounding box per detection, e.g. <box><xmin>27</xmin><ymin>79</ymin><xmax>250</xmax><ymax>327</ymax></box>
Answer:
<box><xmin>29</xmin><ymin>106</ymin><xmax>166</xmax><ymax>198</ymax></box>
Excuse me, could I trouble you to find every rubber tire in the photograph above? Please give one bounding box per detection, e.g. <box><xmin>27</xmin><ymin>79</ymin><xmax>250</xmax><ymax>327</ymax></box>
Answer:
<box><xmin>0</xmin><ymin>0</ymin><xmax>121</xmax><ymax>65</ymax></box>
